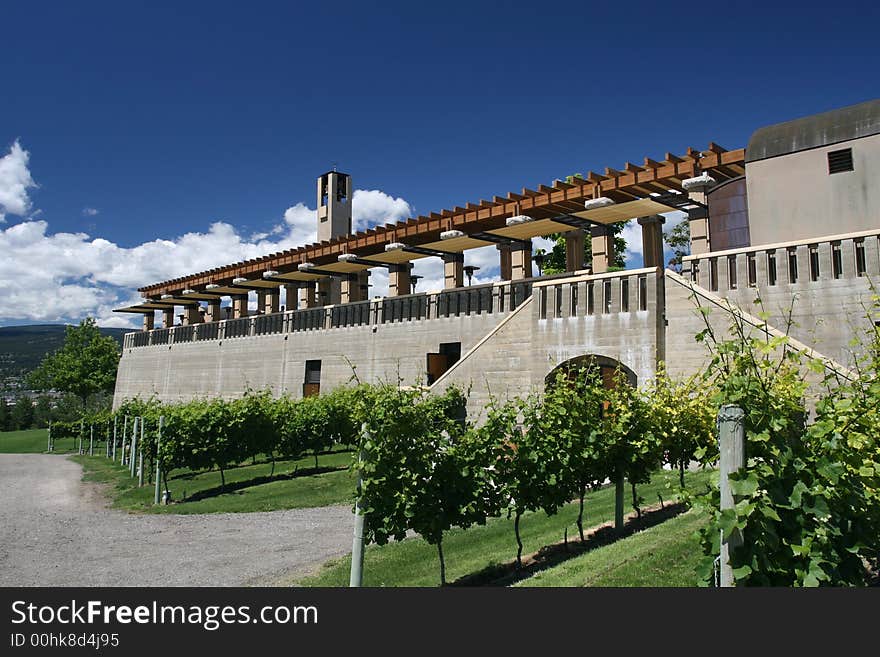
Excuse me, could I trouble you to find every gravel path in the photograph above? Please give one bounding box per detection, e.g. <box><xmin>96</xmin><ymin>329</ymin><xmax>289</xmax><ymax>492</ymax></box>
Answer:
<box><xmin>0</xmin><ymin>454</ymin><xmax>353</xmax><ymax>586</ymax></box>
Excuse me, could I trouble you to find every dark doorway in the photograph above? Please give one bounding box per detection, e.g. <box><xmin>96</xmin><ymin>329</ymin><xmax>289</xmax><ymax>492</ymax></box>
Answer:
<box><xmin>304</xmin><ymin>359</ymin><xmax>321</xmax><ymax>397</ymax></box>
<box><xmin>426</xmin><ymin>342</ymin><xmax>461</xmax><ymax>385</ymax></box>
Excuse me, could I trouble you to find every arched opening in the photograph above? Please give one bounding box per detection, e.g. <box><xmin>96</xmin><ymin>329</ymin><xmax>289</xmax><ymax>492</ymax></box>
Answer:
<box><xmin>544</xmin><ymin>354</ymin><xmax>637</xmax><ymax>391</ymax></box>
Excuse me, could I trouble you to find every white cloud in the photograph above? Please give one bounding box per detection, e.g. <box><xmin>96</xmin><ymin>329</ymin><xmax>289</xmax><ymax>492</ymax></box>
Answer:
<box><xmin>82</xmin><ymin>207</ymin><xmax>99</xmax><ymax>216</ymax></box>
<box><xmin>0</xmin><ymin>140</ymin><xmax>37</xmax><ymax>222</ymax></box>
<box><xmin>351</xmin><ymin>189</ymin><xmax>411</xmax><ymax>231</ymax></box>
<box><xmin>0</xmin><ymin>164</ymin><xmax>420</xmax><ymax>327</ymax></box>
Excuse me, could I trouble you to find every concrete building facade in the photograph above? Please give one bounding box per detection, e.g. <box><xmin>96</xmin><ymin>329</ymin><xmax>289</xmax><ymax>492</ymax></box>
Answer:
<box><xmin>113</xmin><ymin>99</ymin><xmax>880</xmax><ymax>414</ymax></box>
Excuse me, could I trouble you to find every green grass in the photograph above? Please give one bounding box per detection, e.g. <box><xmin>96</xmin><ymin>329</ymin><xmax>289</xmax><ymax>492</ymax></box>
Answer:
<box><xmin>74</xmin><ymin>448</ymin><xmax>356</xmax><ymax>514</ymax></box>
<box><xmin>0</xmin><ymin>428</ymin><xmax>73</xmax><ymax>453</ymax></box>
<box><xmin>516</xmin><ymin>508</ymin><xmax>708</xmax><ymax>587</ymax></box>
<box><xmin>298</xmin><ymin>468</ymin><xmax>713</xmax><ymax>587</ymax></box>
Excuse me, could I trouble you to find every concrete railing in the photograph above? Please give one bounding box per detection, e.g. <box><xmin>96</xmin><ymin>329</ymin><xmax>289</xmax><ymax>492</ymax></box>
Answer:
<box><xmin>122</xmin><ymin>276</ymin><xmax>565</xmax><ymax>349</ymax></box>
<box><xmin>532</xmin><ymin>267</ymin><xmax>661</xmax><ymax>320</ymax></box>
<box><xmin>682</xmin><ymin>229</ymin><xmax>880</xmax><ymax>294</ymax></box>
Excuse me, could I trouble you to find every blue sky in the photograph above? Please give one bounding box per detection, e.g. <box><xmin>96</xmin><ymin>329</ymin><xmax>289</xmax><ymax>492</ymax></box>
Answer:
<box><xmin>1</xmin><ymin>0</ymin><xmax>878</xmax><ymax>326</ymax></box>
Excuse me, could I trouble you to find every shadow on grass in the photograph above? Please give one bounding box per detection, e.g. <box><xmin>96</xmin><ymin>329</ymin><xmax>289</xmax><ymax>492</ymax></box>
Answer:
<box><xmin>177</xmin><ymin>464</ymin><xmax>347</xmax><ymax>503</ymax></box>
<box><xmin>449</xmin><ymin>502</ymin><xmax>687</xmax><ymax>587</ymax></box>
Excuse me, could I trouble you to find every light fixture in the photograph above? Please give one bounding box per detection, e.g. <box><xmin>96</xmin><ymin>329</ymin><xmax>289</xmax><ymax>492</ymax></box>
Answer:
<box><xmin>463</xmin><ymin>265</ymin><xmax>480</xmax><ymax>286</ymax></box>
<box><xmin>506</xmin><ymin>215</ymin><xmax>535</xmax><ymax>226</ymax></box>
<box><xmin>410</xmin><ymin>274</ymin><xmax>423</xmax><ymax>294</ymax></box>
<box><xmin>338</xmin><ymin>253</ymin><xmax>358</xmax><ymax>262</ymax></box>
<box><xmin>681</xmin><ymin>173</ymin><xmax>716</xmax><ymax>191</ymax></box>
<box><xmin>205</xmin><ymin>283</ymin><xmax>220</xmax><ymax>290</ymax></box>
<box><xmin>385</xmin><ymin>242</ymin><xmax>406</xmax><ymax>251</ymax></box>
<box><xmin>232</xmin><ymin>277</ymin><xmax>248</xmax><ymax>285</ymax></box>
<box><xmin>263</xmin><ymin>270</ymin><xmax>279</xmax><ymax>278</ymax></box>
<box><xmin>297</xmin><ymin>262</ymin><xmax>315</xmax><ymax>271</ymax></box>
<box><xmin>584</xmin><ymin>197</ymin><xmax>615</xmax><ymax>210</ymax></box>
<box><xmin>533</xmin><ymin>252</ymin><xmax>546</xmax><ymax>277</ymax></box>
<box><xmin>160</xmin><ymin>294</ymin><xmax>174</xmax><ymax>299</ymax></box>
<box><xmin>440</xmin><ymin>230</ymin><xmax>465</xmax><ymax>240</ymax></box>
<box><xmin>182</xmin><ymin>289</ymin><xmax>196</xmax><ymax>295</ymax></box>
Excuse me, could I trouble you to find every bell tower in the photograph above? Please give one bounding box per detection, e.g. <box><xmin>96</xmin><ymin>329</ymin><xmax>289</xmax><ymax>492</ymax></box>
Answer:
<box><xmin>317</xmin><ymin>171</ymin><xmax>352</xmax><ymax>242</ymax></box>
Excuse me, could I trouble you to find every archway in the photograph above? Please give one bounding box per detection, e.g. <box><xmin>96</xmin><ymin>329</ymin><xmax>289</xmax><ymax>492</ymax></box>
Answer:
<box><xmin>544</xmin><ymin>354</ymin><xmax>637</xmax><ymax>391</ymax></box>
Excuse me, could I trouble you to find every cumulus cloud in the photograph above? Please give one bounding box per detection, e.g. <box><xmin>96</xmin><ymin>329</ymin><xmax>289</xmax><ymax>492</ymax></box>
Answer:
<box><xmin>0</xmin><ymin>153</ymin><xmax>420</xmax><ymax>328</ymax></box>
<box><xmin>0</xmin><ymin>140</ymin><xmax>37</xmax><ymax>222</ymax></box>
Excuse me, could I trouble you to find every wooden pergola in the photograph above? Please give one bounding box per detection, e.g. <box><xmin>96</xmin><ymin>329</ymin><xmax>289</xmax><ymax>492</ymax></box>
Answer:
<box><xmin>132</xmin><ymin>144</ymin><xmax>744</xmax><ymax>299</ymax></box>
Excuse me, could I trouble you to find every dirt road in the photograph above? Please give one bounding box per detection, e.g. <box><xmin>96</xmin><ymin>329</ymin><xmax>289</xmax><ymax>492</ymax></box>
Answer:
<box><xmin>0</xmin><ymin>454</ymin><xmax>352</xmax><ymax>586</ymax></box>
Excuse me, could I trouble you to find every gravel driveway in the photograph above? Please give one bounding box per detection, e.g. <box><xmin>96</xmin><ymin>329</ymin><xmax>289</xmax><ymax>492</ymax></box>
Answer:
<box><xmin>0</xmin><ymin>454</ymin><xmax>353</xmax><ymax>586</ymax></box>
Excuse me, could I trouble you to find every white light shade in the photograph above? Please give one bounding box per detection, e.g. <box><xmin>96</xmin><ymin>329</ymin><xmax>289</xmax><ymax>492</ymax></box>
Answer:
<box><xmin>205</xmin><ymin>283</ymin><xmax>220</xmax><ymax>289</ymax></box>
<box><xmin>681</xmin><ymin>173</ymin><xmax>716</xmax><ymax>191</ymax></box>
<box><xmin>182</xmin><ymin>289</ymin><xmax>195</xmax><ymax>295</ymax></box>
<box><xmin>506</xmin><ymin>215</ymin><xmax>534</xmax><ymax>226</ymax></box>
<box><xmin>338</xmin><ymin>253</ymin><xmax>358</xmax><ymax>262</ymax></box>
<box><xmin>584</xmin><ymin>197</ymin><xmax>615</xmax><ymax>210</ymax></box>
<box><xmin>440</xmin><ymin>230</ymin><xmax>465</xmax><ymax>240</ymax></box>
<box><xmin>232</xmin><ymin>277</ymin><xmax>248</xmax><ymax>284</ymax></box>
<box><xmin>160</xmin><ymin>294</ymin><xmax>173</xmax><ymax>299</ymax></box>
<box><xmin>385</xmin><ymin>242</ymin><xmax>406</xmax><ymax>251</ymax></box>
<box><xmin>298</xmin><ymin>262</ymin><xmax>315</xmax><ymax>271</ymax></box>
<box><xmin>263</xmin><ymin>270</ymin><xmax>279</xmax><ymax>278</ymax></box>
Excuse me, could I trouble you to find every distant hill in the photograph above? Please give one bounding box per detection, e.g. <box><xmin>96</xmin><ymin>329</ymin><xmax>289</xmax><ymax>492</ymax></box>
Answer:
<box><xmin>0</xmin><ymin>324</ymin><xmax>128</xmax><ymax>387</ymax></box>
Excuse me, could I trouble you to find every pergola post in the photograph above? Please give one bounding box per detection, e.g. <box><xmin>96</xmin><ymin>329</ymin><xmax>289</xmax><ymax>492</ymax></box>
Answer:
<box><xmin>206</xmin><ymin>299</ymin><xmax>222</xmax><ymax>322</ymax></box>
<box><xmin>255</xmin><ymin>289</ymin><xmax>267</xmax><ymax>315</ymax></box>
<box><xmin>341</xmin><ymin>272</ymin><xmax>368</xmax><ymax>303</ymax></box>
<box><xmin>264</xmin><ymin>287</ymin><xmax>280</xmax><ymax>314</ymax></box>
<box><xmin>638</xmin><ymin>215</ymin><xmax>666</xmax><ymax>268</ymax></box>
<box><xmin>142</xmin><ymin>312</ymin><xmax>155</xmax><ymax>331</ymax></box>
<box><xmin>388</xmin><ymin>263</ymin><xmax>412</xmax><ymax>297</ymax></box>
<box><xmin>183</xmin><ymin>304</ymin><xmax>201</xmax><ymax>325</ymax></box>
<box><xmin>443</xmin><ymin>253</ymin><xmax>464</xmax><ymax>289</ymax></box>
<box><xmin>590</xmin><ymin>225</ymin><xmax>614</xmax><ymax>273</ymax></box>
<box><xmin>161</xmin><ymin>307</ymin><xmax>175</xmax><ymax>328</ymax></box>
<box><xmin>564</xmin><ymin>229</ymin><xmax>586</xmax><ymax>272</ymax></box>
<box><xmin>497</xmin><ymin>244</ymin><xmax>512</xmax><ymax>281</ymax></box>
<box><xmin>232</xmin><ymin>294</ymin><xmax>249</xmax><ymax>318</ymax></box>
<box><xmin>510</xmin><ymin>243</ymin><xmax>533</xmax><ymax>280</ymax></box>
<box><xmin>299</xmin><ymin>282</ymin><xmax>318</xmax><ymax>308</ymax></box>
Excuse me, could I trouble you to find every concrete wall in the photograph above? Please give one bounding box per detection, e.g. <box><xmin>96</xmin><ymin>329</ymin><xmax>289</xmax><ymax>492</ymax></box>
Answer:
<box><xmin>746</xmin><ymin>133</ymin><xmax>880</xmax><ymax>246</ymax></box>
<box><xmin>431</xmin><ymin>269</ymin><xmax>664</xmax><ymax>419</ymax></box>
<box><xmin>114</xmin><ymin>310</ymin><xmax>506</xmax><ymax>407</ymax></box>
<box><xmin>683</xmin><ymin>232</ymin><xmax>879</xmax><ymax>370</ymax></box>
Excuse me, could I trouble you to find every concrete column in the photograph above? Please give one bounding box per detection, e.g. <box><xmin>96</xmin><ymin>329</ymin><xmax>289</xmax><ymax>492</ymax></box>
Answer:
<box><xmin>443</xmin><ymin>253</ymin><xmax>464</xmax><ymax>289</ymax></box>
<box><xmin>795</xmin><ymin>245</ymin><xmax>811</xmax><ymax>284</ymax></box>
<box><xmin>841</xmin><ymin>239</ymin><xmax>856</xmax><ymax>279</ymax></box>
<box><xmin>205</xmin><ymin>299</ymin><xmax>221</xmax><ymax>322</ymax></box>
<box><xmin>161</xmin><ymin>307</ymin><xmax>175</xmax><ymax>328</ymax></box>
<box><xmin>232</xmin><ymin>294</ymin><xmax>249</xmax><ymax>319</ymax></box>
<box><xmin>590</xmin><ymin>225</ymin><xmax>614</xmax><ymax>274</ymax></box>
<box><xmin>864</xmin><ymin>236</ymin><xmax>880</xmax><ymax>277</ymax></box>
<box><xmin>341</xmin><ymin>272</ymin><xmax>369</xmax><ymax>303</ymax></box>
<box><xmin>299</xmin><ymin>281</ymin><xmax>318</xmax><ymax>308</ymax></box>
<box><xmin>564</xmin><ymin>229</ymin><xmax>586</xmax><ymax>272</ymax></box>
<box><xmin>285</xmin><ymin>284</ymin><xmax>299</xmax><ymax>311</ymax></box>
<box><xmin>183</xmin><ymin>305</ymin><xmax>200</xmax><ymax>325</ymax></box>
<box><xmin>388</xmin><ymin>263</ymin><xmax>412</xmax><ymax>297</ymax></box>
<box><xmin>637</xmin><ymin>215</ymin><xmax>665</xmax><ymax>268</ymax></box>
<box><xmin>510</xmin><ymin>244</ymin><xmax>532</xmax><ymax>280</ymax></box>
<box><xmin>318</xmin><ymin>278</ymin><xmax>340</xmax><ymax>306</ymax></box>
<box><xmin>736</xmin><ymin>253</ymin><xmax>750</xmax><ymax>289</ymax></box>
<box><xmin>817</xmin><ymin>242</ymin><xmax>834</xmax><ymax>281</ymax></box>
<box><xmin>142</xmin><ymin>312</ymin><xmax>154</xmax><ymax>331</ymax></box>
<box><xmin>256</xmin><ymin>290</ymin><xmax>267</xmax><ymax>315</ymax></box>
<box><xmin>264</xmin><ymin>287</ymin><xmax>280</xmax><ymax>314</ymax></box>
<box><xmin>497</xmin><ymin>244</ymin><xmax>512</xmax><ymax>281</ymax></box>
<box><xmin>687</xmin><ymin>188</ymin><xmax>710</xmax><ymax>256</ymax></box>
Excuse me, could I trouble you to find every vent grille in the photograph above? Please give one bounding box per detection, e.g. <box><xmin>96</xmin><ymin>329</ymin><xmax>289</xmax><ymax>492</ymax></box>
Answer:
<box><xmin>828</xmin><ymin>148</ymin><xmax>854</xmax><ymax>174</ymax></box>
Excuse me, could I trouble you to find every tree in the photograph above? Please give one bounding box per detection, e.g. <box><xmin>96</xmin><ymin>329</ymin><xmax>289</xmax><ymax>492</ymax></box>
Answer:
<box><xmin>536</xmin><ymin>225</ymin><xmax>627</xmax><ymax>275</ymax></box>
<box><xmin>27</xmin><ymin>318</ymin><xmax>120</xmax><ymax>412</ymax></box>
<box><xmin>664</xmin><ymin>219</ymin><xmax>690</xmax><ymax>270</ymax></box>
<box><xmin>33</xmin><ymin>395</ymin><xmax>53</xmax><ymax>429</ymax></box>
<box><xmin>0</xmin><ymin>399</ymin><xmax>10</xmax><ymax>432</ymax></box>
<box><xmin>10</xmin><ymin>397</ymin><xmax>35</xmax><ymax>430</ymax></box>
